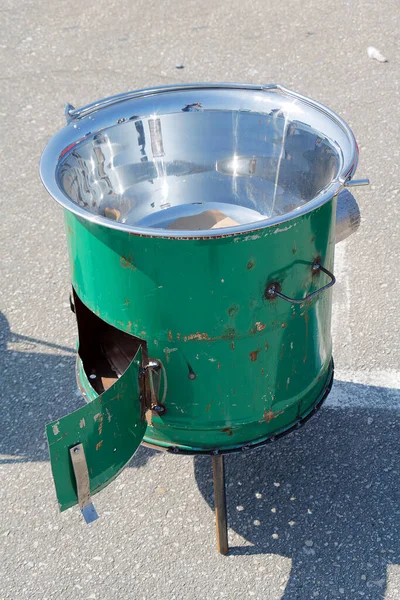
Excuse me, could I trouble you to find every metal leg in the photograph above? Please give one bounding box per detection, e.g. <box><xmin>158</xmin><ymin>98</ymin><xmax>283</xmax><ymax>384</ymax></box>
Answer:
<box><xmin>212</xmin><ymin>454</ymin><xmax>229</xmax><ymax>555</ymax></box>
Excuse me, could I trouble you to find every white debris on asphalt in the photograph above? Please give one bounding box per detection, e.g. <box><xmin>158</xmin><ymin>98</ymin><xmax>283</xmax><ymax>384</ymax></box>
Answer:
<box><xmin>367</xmin><ymin>46</ymin><xmax>388</xmax><ymax>62</ymax></box>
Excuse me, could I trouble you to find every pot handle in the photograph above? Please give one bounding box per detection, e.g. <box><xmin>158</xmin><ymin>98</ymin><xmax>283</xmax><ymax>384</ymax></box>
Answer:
<box><xmin>267</xmin><ymin>263</ymin><xmax>336</xmax><ymax>305</ymax></box>
<box><xmin>64</xmin><ymin>84</ymin><xmax>285</xmax><ymax>122</ymax></box>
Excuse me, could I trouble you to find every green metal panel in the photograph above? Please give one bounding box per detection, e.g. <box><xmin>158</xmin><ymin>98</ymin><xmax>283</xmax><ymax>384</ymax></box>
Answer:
<box><xmin>65</xmin><ymin>197</ymin><xmax>336</xmax><ymax>452</ymax></box>
<box><xmin>46</xmin><ymin>347</ymin><xmax>146</xmax><ymax>511</ymax></box>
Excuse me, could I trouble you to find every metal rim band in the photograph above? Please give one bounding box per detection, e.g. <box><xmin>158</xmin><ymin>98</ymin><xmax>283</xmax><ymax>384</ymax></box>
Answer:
<box><xmin>40</xmin><ymin>83</ymin><xmax>358</xmax><ymax>239</ymax></box>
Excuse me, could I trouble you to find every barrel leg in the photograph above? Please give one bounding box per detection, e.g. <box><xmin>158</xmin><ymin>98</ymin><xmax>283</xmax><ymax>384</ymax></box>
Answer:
<box><xmin>212</xmin><ymin>454</ymin><xmax>229</xmax><ymax>555</ymax></box>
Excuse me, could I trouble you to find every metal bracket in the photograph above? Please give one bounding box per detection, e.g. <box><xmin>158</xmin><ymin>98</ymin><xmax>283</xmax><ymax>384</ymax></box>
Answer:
<box><xmin>344</xmin><ymin>178</ymin><xmax>370</xmax><ymax>188</ymax></box>
<box><xmin>140</xmin><ymin>359</ymin><xmax>167</xmax><ymax>425</ymax></box>
<box><xmin>65</xmin><ymin>103</ymin><xmax>76</xmax><ymax>124</ymax></box>
<box><xmin>69</xmin><ymin>443</ymin><xmax>99</xmax><ymax>524</ymax></box>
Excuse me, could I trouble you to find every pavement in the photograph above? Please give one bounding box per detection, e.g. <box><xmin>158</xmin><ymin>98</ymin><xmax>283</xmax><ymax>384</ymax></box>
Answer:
<box><xmin>1</xmin><ymin>0</ymin><xmax>399</xmax><ymax>598</ymax></box>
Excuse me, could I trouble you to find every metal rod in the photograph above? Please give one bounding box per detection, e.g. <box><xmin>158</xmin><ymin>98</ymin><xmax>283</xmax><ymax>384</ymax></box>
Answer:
<box><xmin>212</xmin><ymin>454</ymin><xmax>229</xmax><ymax>555</ymax></box>
<box><xmin>344</xmin><ymin>178</ymin><xmax>370</xmax><ymax>187</ymax></box>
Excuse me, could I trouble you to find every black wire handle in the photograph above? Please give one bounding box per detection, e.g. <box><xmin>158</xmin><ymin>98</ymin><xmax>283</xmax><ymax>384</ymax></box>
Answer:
<box><xmin>267</xmin><ymin>263</ymin><xmax>336</xmax><ymax>305</ymax></box>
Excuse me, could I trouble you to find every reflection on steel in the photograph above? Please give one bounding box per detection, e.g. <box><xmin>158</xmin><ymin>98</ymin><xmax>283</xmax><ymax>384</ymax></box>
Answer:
<box><xmin>148</xmin><ymin>118</ymin><xmax>165</xmax><ymax>157</ymax></box>
<box><xmin>41</xmin><ymin>83</ymin><xmax>361</xmax><ymax>237</ymax></box>
<box><xmin>336</xmin><ymin>189</ymin><xmax>361</xmax><ymax>243</ymax></box>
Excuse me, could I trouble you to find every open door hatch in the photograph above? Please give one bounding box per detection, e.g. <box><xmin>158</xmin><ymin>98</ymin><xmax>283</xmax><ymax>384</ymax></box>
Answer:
<box><xmin>46</xmin><ymin>291</ymin><xmax>152</xmax><ymax>520</ymax></box>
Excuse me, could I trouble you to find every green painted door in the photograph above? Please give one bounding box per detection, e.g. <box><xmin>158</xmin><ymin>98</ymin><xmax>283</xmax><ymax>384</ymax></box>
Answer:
<box><xmin>46</xmin><ymin>346</ymin><xmax>146</xmax><ymax>513</ymax></box>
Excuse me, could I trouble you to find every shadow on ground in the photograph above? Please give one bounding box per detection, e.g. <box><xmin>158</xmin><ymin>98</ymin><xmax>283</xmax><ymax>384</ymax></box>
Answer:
<box><xmin>0</xmin><ymin>311</ymin><xmax>157</xmax><ymax>469</ymax></box>
<box><xmin>194</xmin><ymin>394</ymin><xmax>400</xmax><ymax>599</ymax></box>
<box><xmin>1</xmin><ymin>312</ymin><xmax>399</xmax><ymax>598</ymax></box>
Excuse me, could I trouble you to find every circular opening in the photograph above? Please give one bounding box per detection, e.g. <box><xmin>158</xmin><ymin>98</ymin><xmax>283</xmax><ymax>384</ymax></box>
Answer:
<box><xmin>43</xmin><ymin>86</ymin><xmax>357</xmax><ymax>236</ymax></box>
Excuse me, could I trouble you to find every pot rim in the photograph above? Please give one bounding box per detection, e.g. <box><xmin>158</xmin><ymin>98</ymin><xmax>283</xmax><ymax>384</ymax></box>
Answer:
<box><xmin>40</xmin><ymin>82</ymin><xmax>358</xmax><ymax>239</ymax></box>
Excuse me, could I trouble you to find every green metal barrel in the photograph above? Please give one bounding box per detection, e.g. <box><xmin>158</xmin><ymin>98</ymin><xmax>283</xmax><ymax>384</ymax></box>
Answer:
<box><xmin>68</xmin><ymin>199</ymin><xmax>335</xmax><ymax>452</ymax></box>
<box><xmin>41</xmin><ymin>83</ymin><xmax>365</xmax><ymax>512</ymax></box>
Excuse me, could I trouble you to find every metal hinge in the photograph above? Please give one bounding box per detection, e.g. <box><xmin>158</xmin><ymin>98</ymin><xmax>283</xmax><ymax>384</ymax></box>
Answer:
<box><xmin>139</xmin><ymin>359</ymin><xmax>167</xmax><ymax>425</ymax></box>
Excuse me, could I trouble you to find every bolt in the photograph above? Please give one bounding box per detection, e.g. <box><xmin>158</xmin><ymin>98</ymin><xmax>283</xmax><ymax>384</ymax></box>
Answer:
<box><xmin>188</xmin><ymin>372</ymin><xmax>196</xmax><ymax>380</ymax></box>
<box><xmin>73</xmin><ymin>447</ymin><xmax>79</xmax><ymax>454</ymax></box>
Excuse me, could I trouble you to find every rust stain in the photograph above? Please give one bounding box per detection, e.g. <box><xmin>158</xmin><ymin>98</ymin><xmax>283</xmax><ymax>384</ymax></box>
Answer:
<box><xmin>168</xmin><ymin>330</ymin><xmax>173</xmax><ymax>341</ymax></box>
<box><xmin>79</xmin><ymin>418</ymin><xmax>86</xmax><ymax>429</ymax></box>
<box><xmin>96</xmin><ymin>440</ymin><xmax>103</xmax><ymax>451</ymax></box>
<box><xmin>217</xmin><ymin>362</ymin><xmax>221</xmax><ymax>370</ymax></box>
<box><xmin>177</xmin><ymin>332</ymin><xmax>181</xmax><ymax>340</ymax></box>
<box><xmin>260</xmin><ymin>409</ymin><xmax>284</xmax><ymax>423</ymax></box>
<box><xmin>94</xmin><ymin>413</ymin><xmax>104</xmax><ymax>436</ymax></box>
<box><xmin>250</xmin><ymin>350</ymin><xmax>260</xmax><ymax>362</ymax></box>
<box><xmin>120</xmin><ymin>253</ymin><xmax>136</xmax><ymax>270</ymax></box>
<box><xmin>312</xmin><ymin>256</ymin><xmax>322</xmax><ymax>276</ymax></box>
<box><xmin>221</xmin><ymin>327</ymin><xmax>236</xmax><ymax>340</ymax></box>
<box><xmin>247</xmin><ymin>258</ymin><xmax>256</xmax><ymax>270</ymax></box>
<box><xmin>124</xmin><ymin>298</ymin><xmax>130</xmax><ymax>306</ymax></box>
<box><xmin>265</xmin><ymin>283</ymin><xmax>281</xmax><ymax>301</ymax></box>
<box><xmin>254</xmin><ymin>321</ymin><xmax>266</xmax><ymax>332</ymax></box>
<box><xmin>265</xmin><ymin>340</ymin><xmax>270</xmax><ymax>352</ymax></box>
<box><xmin>140</xmin><ymin>330</ymin><xmax>146</xmax><ymax>336</ymax></box>
<box><xmin>205</xmin><ymin>403</ymin><xmax>212</xmax><ymax>412</ymax></box>
<box><xmin>292</xmin><ymin>242</ymin><xmax>297</xmax><ymax>254</ymax></box>
<box><xmin>231</xmin><ymin>341</ymin><xmax>235</xmax><ymax>351</ymax></box>
<box><xmin>228</xmin><ymin>304</ymin><xmax>239</xmax><ymax>317</ymax></box>
<box><xmin>281</xmin><ymin>322</ymin><xmax>287</xmax><ymax>329</ymax></box>
<box><xmin>261</xmin><ymin>368</ymin><xmax>265</xmax><ymax>375</ymax></box>
<box><xmin>221</xmin><ymin>427</ymin><xmax>233</xmax><ymax>436</ymax></box>
<box><xmin>67</xmin><ymin>225</ymin><xmax>73</xmax><ymax>234</ymax></box>
<box><xmin>183</xmin><ymin>327</ymin><xmax>236</xmax><ymax>342</ymax></box>
<box><xmin>187</xmin><ymin>332</ymin><xmax>209</xmax><ymax>341</ymax></box>
<box><xmin>126</xmin><ymin>321</ymin><xmax>133</xmax><ymax>332</ymax></box>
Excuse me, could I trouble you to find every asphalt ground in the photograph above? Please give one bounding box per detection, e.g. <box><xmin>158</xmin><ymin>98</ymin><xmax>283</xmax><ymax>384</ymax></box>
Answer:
<box><xmin>1</xmin><ymin>1</ymin><xmax>399</xmax><ymax>598</ymax></box>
